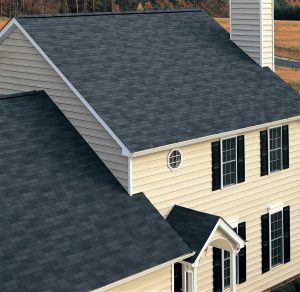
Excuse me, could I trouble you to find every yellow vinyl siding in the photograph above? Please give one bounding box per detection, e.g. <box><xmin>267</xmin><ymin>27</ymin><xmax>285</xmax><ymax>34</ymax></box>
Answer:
<box><xmin>105</xmin><ymin>265</ymin><xmax>172</xmax><ymax>292</ymax></box>
<box><xmin>132</xmin><ymin>120</ymin><xmax>300</xmax><ymax>291</ymax></box>
<box><xmin>0</xmin><ymin>28</ymin><xmax>128</xmax><ymax>190</ymax></box>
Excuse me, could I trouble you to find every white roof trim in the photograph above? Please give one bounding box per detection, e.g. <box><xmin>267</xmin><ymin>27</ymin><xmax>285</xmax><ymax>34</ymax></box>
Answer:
<box><xmin>192</xmin><ymin>218</ymin><xmax>246</xmax><ymax>267</ymax></box>
<box><xmin>91</xmin><ymin>251</ymin><xmax>195</xmax><ymax>292</ymax></box>
<box><xmin>0</xmin><ymin>18</ymin><xmax>131</xmax><ymax>157</ymax></box>
<box><xmin>132</xmin><ymin>115</ymin><xmax>300</xmax><ymax>157</ymax></box>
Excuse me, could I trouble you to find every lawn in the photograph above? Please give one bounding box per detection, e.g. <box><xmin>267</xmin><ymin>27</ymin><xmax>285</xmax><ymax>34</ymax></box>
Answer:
<box><xmin>215</xmin><ymin>18</ymin><xmax>300</xmax><ymax>93</ymax></box>
<box><xmin>215</xmin><ymin>18</ymin><xmax>300</xmax><ymax>61</ymax></box>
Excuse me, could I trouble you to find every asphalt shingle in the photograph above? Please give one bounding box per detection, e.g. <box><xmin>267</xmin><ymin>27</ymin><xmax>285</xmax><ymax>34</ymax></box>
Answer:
<box><xmin>16</xmin><ymin>10</ymin><xmax>300</xmax><ymax>153</ymax></box>
<box><xmin>0</xmin><ymin>91</ymin><xmax>192</xmax><ymax>292</ymax></box>
<box><xmin>167</xmin><ymin>205</ymin><xmax>220</xmax><ymax>263</ymax></box>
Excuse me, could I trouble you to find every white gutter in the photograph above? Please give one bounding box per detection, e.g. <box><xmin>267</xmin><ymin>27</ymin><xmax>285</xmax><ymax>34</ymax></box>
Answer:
<box><xmin>0</xmin><ymin>18</ymin><xmax>131</xmax><ymax>157</ymax></box>
<box><xmin>91</xmin><ymin>252</ymin><xmax>195</xmax><ymax>292</ymax></box>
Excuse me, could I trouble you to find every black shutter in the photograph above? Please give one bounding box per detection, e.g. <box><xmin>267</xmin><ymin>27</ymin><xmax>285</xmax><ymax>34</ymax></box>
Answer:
<box><xmin>261</xmin><ymin>214</ymin><xmax>270</xmax><ymax>273</ymax></box>
<box><xmin>213</xmin><ymin>247</ymin><xmax>222</xmax><ymax>292</ymax></box>
<box><xmin>212</xmin><ymin>141</ymin><xmax>221</xmax><ymax>191</ymax></box>
<box><xmin>282</xmin><ymin>125</ymin><xmax>289</xmax><ymax>170</ymax></box>
<box><xmin>260</xmin><ymin>130</ymin><xmax>269</xmax><ymax>176</ymax></box>
<box><xmin>238</xmin><ymin>222</ymin><xmax>247</xmax><ymax>284</ymax></box>
<box><xmin>237</xmin><ymin>135</ymin><xmax>245</xmax><ymax>183</ymax></box>
<box><xmin>283</xmin><ymin>206</ymin><xmax>291</xmax><ymax>264</ymax></box>
<box><xmin>174</xmin><ymin>263</ymin><xmax>182</xmax><ymax>292</ymax></box>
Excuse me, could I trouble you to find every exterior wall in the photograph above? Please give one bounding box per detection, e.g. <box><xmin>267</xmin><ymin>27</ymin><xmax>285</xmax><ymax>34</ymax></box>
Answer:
<box><xmin>0</xmin><ymin>28</ymin><xmax>128</xmax><ymax>190</ymax></box>
<box><xmin>231</xmin><ymin>0</ymin><xmax>274</xmax><ymax>70</ymax></box>
<box><xmin>132</xmin><ymin>121</ymin><xmax>300</xmax><ymax>291</ymax></box>
<box><xmin>105</xmin><ymin>265</ymin><xmax>172</xmax><ymax>292</ymax></box>
<box><xmin>231</xmin><ymin>0</ymin><xmax>261</xmax><ymax>64</ymax></box>
<box><xmin>262</xmin><ymin>0</ymin><xmax>274</xmax><ymax>69</ymax></box>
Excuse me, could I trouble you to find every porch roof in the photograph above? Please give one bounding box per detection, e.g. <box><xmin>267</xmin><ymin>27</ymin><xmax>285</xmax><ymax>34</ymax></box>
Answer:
<box><xmin>167</xmin><ymin>206</ymin><xmax>246</xmax><ymax>264</ymax></box>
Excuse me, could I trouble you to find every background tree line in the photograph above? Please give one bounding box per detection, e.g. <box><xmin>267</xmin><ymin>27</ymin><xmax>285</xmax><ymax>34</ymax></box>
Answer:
<box><xmin>0</xmin><ymin>0</ymin><xmax>229</xmax><ymax>17</ymax></box>
<box><xmin>0</xmin><ymin>0</ymin><xmax>299</xmax><ymax>19</ymax></box>
<box><xmin>275</xmin><ymin>0</ymin><xmax>300</xmax><ymax>20</ymax></box>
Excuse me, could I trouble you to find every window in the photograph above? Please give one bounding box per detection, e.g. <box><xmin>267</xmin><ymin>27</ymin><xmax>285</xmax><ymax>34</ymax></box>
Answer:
<box><xmin>270</xmin><ymin>211</ymin><xmax>284</xmax><ymax>267</ymax></box>
<box><xmin>221</xmin><ymin>137</ymin><xmax>237</xmax><ymax>187</ymax></box>
<box><xmin>261</xmin><ymin>125</ymin><xmax>289</xmax><ymax>176</ymax></box>
<box><xmin>261</xmin><ymin>206</ymin><xmax>290</xmax><ymax>274</ymax></box>
<box><xmin>168</xmin><ymin>149</ymin><xmax>182</xmax><ymax>170</ymax></box>
<box><xmin>223</xmin><ymin>250</ymin><xmax>231</xmax><ymax>289</ymax></box>
<box><xmin>269</xmin><ymin>127</ymin><xmax>283</xmax><ymax>173</ymax></box>
<box><xmin>212</xmin><ymin>136</ymin><xmax>245</xmax><ymax>191</ymax></box>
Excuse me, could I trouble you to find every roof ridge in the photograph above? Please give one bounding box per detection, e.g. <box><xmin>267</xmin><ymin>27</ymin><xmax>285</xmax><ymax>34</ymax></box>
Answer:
<box><xmin>0</xmin><ymin>90</ymin><xmax>42</xmax><ymax>101</ymax></box>
<box><xmin>16</xmin><ymin>8</ymin><xmax>204</xmax><ymax>19</ymax></box>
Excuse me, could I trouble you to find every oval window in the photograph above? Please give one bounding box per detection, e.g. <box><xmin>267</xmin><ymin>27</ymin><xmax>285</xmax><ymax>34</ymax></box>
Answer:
<box><xmin>168</xmin><ymin>149</ymin><xmax>182</xmax><ymax>170</ymax></box>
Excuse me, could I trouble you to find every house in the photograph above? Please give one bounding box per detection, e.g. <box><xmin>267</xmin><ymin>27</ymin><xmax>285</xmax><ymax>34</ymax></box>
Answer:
<box><xmin>0</xmin><ymin>3</ymin><xmax>300</xmax><ymax>292</ymax></box>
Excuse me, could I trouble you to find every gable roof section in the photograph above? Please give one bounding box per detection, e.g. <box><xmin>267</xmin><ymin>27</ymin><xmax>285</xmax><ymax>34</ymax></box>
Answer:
<box><xmin>3</xmin><ymin>10</ymin><xmax>300</xmax><ymax>154</ymax></box>
<box><xmin>167</xmin><ymin>205</ymin><xmax>245</xmax><ymax>264</ymax></box>
<box><xmin>0</xmin><ymin>91</ymin><xmax>192</xmax><ymax>291</ymax></box>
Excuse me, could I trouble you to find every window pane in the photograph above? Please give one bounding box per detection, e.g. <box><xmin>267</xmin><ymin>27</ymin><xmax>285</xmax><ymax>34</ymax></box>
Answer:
<box><xmin>271</xmin><ymin>211</ymin><xmax>283</xmax><ymax>267</ymax></box>
<box><xmin>269</xmin><ymin>127</ymin><xmax>282</xmax><ymax>173</ymax></box>
<box><xmin>224</xmin><ymin>251</ymin><xmax>231</xmax><ymax>288</ymax></box>
<box><xmin>222</xmin><ymin>138</ymin><xmax>237</xmax><ymax>187</ymax></box>
<box><xmin>169</xmin><ymin>150</ymin><xmax>182</xmax><ymax>169</ymax></box>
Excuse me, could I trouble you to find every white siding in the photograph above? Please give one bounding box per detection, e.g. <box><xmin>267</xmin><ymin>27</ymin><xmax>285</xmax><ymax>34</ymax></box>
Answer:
<box><xmin>0</xmin><ymin>28</ymin><xmax>128</xmax><ymax>190</ymax></box>
<box><xmin>132</xmin><ymin>121</ymin><xmax>300</xmax><ymax>291</ymax></box>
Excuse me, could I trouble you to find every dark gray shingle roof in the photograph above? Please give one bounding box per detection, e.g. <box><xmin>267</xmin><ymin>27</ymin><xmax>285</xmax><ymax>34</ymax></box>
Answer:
<box><xmin>0</xmin><ymin>91</ymin><xmax>192</xmax><ymax>291</ymax></box>
<box><xmin>16</xmin><ymin>10</ymin><xmax>300</xmax><ymax>153</ymax></box>
<box><xmin>167</xmin><ymin>205</ymin><xmax>220</xmax><ymax>263</ymax></box>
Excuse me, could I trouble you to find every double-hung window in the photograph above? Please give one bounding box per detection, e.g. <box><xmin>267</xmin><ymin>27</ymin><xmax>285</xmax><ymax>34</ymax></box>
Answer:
<box><xmin>261</xmin><ymin>205</ymin><xmax>291</xmax><ymax>273</ymax></box>
<box><xmin>260</xmin><ymin>125</ymin><xmax>289</xmax><ymax>176</ymax></box>
<box><xmin>270</xmin><ymin>211</ymin><xmax>284</xmax><ymax>267</ymax></box>
<box><xmin>269</xmin><ymin>127</ymin><xmax>283</xmax><ymax>173</ymax></box>
<box><xmin>212</xmin><ymin>136</ymin><xmax>245</xmax><ymax>191</ymax></box>
<box><xmin>221</xmin><ymin>137</ymin><xmax>237</xmax><ymax>187</ymax></box>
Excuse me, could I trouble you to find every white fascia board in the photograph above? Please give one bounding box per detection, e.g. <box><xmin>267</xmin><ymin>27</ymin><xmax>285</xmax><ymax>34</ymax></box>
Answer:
<box><xmin>91</xmin><ymin>252</ymin><xmax>195</xmax><ymax>292</ymax></box>
<box><xmin>0</xmin><ymin>18</ymin><xmax>131</xmax><ymax>158</ymax></box>
<box><xmin>218</xmin><ymin>218</ymin><xmax>246</xmax><ymax>249</ymax></box>
<box><xmin>132</xmin><ymin>116</ymin><xmax>300</xmax><ymax>157</ymax></box>
<box><xmin>192</xmin><ymin>218</ymin><xmax>247</xmax><ymax>267</ymax></box>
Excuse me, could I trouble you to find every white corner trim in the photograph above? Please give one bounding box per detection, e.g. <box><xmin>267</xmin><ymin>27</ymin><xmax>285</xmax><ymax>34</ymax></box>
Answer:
<box><xmin>229</xmin><ymin>0</ymin><xmax>232</xmax><ymax>39</ymax></box>
<box><xmin>91</xmin><ymin>252</ymin><xmax>195</xmax><ymax>292</ymax></box>
<box><xmin>127</xmin><ymin>156</ymin><xmax>133</xmax><ymax>195</ymax></box>
<box><xmin>0</xmin><ymin>18</ymin><xmax>131</xmax><ymax>158</ymax></box>
<box><xmin>260</xmin><ymin>0</ymin><xmax>264</xmax><ymax>67</ymax></box>
<box><xmin>268</xmin><ymin>202</ymin><xmax>284</xmax><ymax>214</ymax></box>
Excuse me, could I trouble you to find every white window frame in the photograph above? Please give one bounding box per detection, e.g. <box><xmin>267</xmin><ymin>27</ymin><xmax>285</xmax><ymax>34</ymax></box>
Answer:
<box><xmin>268</xmin><ymin>203</ymin><xmax>284</xmax><ymax>269</ymax></box>
<box><xmin>168</xmin><ymin>149</ymin><xmax>182</xmax><ymax>171</ymax></box>
<box><xmin>268</xmin><ymin>125</ymin><xmax>283</xmax><ymax>174</ymax></box>
<box><xmin>220</xmin><ymin>136</ymin><xmax>238</xmax><ymax>188</ymax></box>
